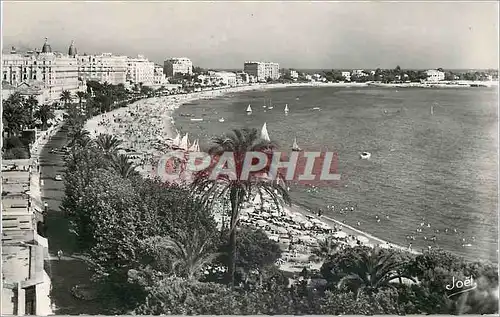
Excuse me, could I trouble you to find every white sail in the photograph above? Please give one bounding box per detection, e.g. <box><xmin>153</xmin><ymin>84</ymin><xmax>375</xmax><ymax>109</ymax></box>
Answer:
<box><xmin>172</xmin><ymin>132</ymin><xmax>181</xmax><ymax>146</ymax></box>
<box><xmin>284</xmin><ymin>104</ymin><xmax>289</xmax><ymax>113</ymax></box>
<box><xmin>261</xmin><ymin>122</ymin><xmax>271</xmax><ymax>141</ymax></box>
<box><xmin>293</xmin><ymin>138</ymin><xmax>299</xmax><ymax>148</ymax></box>
<box><xmin>246</xmin><ymin>104</ymin><xmax>252</xmax><ymax>112</ymax></box>
<box><xmin>430</xmin><ymin>105</ymin><xmax>434</xmax><ymax>115</ymax></box>
<box><xmin>188</xmin><ymin>139</ymin><xmax>198</xmax><ymax>152</ymax></box>
<box><xmin>180</xmin><ymin>133</ymin><xmax>189</xmax><ymax>150</ymax></box>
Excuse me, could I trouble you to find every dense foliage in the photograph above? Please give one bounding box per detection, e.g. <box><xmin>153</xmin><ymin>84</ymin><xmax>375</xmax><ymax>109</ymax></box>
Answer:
<box><xmin>59</xmin><ymin>105</ymin><xmax>498</xmax><ymax>315</ymax></box>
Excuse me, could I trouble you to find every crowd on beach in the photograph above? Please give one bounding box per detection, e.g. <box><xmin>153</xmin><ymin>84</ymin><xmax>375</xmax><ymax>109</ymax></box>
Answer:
<box><xmin>83</xmin><ymin>85</ymin><xmax>483</xmax><ymax>271</ymax></box>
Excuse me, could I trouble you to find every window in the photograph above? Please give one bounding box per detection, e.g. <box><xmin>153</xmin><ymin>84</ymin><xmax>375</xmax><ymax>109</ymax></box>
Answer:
<box><xmin>3</xmin><ymin>73</ymin><xmax>7</xmax><ymax>80</ymax></box>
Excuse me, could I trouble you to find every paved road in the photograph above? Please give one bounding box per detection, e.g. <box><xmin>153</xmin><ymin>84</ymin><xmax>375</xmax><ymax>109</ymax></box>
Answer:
<box><xmin>39</xmin><ymin>128</ymin><xmax>112</xmax><ymax>315</ymax></box>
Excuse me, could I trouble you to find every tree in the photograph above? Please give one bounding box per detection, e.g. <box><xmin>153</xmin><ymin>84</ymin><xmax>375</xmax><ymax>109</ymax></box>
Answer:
<box><xmin>68</xmin><ymin>127</ymin><xmax>91</xmax><ymax>148</ymax></box>
<box><xmin>2</xmin><ymin>92</ymin><xmax>30</xmax><ymax>136</ymax></box>
<box><xmin>141</xmin><ymin>228</ymin><xmax>220</xmax><ymax>280</ymax></box>
<box><xmin>312</xmin><ymin>236</ymin><xmax>340</xmax><ymax>259</ymax></box>
<box><xmin>25</xmin><ymin>95</ymin><xmax>38</xmax><ymax>127</ymax></box>
<box><xmin>60</xmin><ymin>90</ymin><xmax>73</xmax><ymax>106</ymax></box>
<box><xmin>34</xmin><ymin>103</ymin><xmax>55</xmax><ymax>130</ymax></box>
<box><xmin>218</xmin><ymin>227</ymin><xmax>281</xmax><ymax>280</ymax></box>
<box><xmin>96</xmin><ymin>133</ymin><xmax>123</xmax><ymax>156</ymax></box>
<box><xmin>191</xmin><ymin>128</ymin><xmax>291</xmax><ymax>287</ymax></box>
<box><xmin>336</xmin><ymin>247</ymin><xmax>416</xmax><ymax>298</ymax></box>
<box><xmin>110</xmin><ymin>154</ymin><xmax>138</xmax><ymax>178</ymax></box>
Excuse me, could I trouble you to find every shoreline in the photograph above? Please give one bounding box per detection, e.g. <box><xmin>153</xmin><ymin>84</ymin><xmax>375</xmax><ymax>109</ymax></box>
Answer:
<box><xmin>83</xmin><ymin>82</ymin><xmax>418</xmax><ymax>264</ymax></box>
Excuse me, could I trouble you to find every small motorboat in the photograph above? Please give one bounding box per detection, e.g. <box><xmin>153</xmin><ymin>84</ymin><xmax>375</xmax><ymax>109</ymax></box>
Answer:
<box><xmin>219</xmin><ymin>118</ymin><xmax>225</xmax><ymax>123</ymax></box>
<box><xmin>360</xmin><ymin>152</ymin><xmax>371</xmax><ymax>160</ymax></box>
<box><xmin>312</xmin><ymin>107</ymin><xmax>321</xmax><ymax>111</ymax></box>
<box><xmin>190</xmin><ymin>118</ymin><xmax>203</xmax><ymax>122</ymax></box>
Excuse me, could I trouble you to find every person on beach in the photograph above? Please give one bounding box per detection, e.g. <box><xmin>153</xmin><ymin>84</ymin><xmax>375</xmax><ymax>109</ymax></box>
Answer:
<box><xmin>57</xmin><ymin>250</ymin><xmax>63</xmax><ymax>260</ymax></box>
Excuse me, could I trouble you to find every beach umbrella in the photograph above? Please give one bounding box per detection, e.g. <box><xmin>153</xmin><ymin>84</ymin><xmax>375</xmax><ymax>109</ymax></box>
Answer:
<box><xmin>333</xmin><ymin>231</ymin><xmax>347</xmax><ymax>238</ymax></box>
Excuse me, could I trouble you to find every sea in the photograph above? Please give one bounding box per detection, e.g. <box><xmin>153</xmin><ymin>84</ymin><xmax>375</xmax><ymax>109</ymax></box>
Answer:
<box><xmin>173</xmin><ymin>86</ymin><xmax>498</xmax><ymax>263</ymax></box>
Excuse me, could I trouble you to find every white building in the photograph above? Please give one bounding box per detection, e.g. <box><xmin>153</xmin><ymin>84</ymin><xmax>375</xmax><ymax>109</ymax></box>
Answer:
<box><xmin>78</xmin><ymin>53</ymin><xmax>128</xmax><ymax>85</ymax></box>
<box><xmin>341</xmin><ymin>71</ymin><xmax>351</xmax><ymax>81</ymax></box>
<box><xmin>163</xmin><ymin>57</ymin><xmax>193</xmax><ymax>77</ymax></box>
<box><xmin>126</xmin><ymin>55</ymin><xmax>155</xmax><ymax>86</ymax></box>
<box><xmin>352</xmin><ymin>69</ymin><xmax>368</xmax><ymax>77</ymax></box>
<box><xmin>152</xmin><ymin>65</ymin><xmax>168</xmax><ymax>86</ymax></box>
<box><xmin>289</xmin><ymin>70</ymin><xmax>299</xmax><ymax>80</ymax></box>
<box><xmin>236</xmin><ymin>72</ymin><xmax>250</xmax><ymax>85</ymax></box>
<box><xmin>425</xmin><ymin>69</ymin><xmax>445</xmax><ymax>82</ymax></box>
<box><xmin>243</xmin><ymin>61</ymin><xmax>280</xmax><ymax>82</ymax></box>
<box><xmin>2</xmin><ymin>39</ymin><xmax>85</xmax><ymax>102</ymax></box>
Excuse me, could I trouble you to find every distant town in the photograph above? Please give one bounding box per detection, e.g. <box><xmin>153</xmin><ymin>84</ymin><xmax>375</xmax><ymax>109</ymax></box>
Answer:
<box><xmin>2</xmin><ymin>38</ymin><xmax>499</xmax><ymax>106</ymax></box>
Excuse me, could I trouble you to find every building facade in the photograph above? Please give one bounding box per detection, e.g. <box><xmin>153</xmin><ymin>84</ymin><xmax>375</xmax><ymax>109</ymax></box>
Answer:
<box><xmin>163</xmin><ymin>57</ymin><xmax>193</xmax><ymax>77</ymax></box>
<box><xmin>425</xmin><ymin>69</ymin><xmax>445</xmax><ymax>82</ymax></box>
<box><xmin>126</xmin><ymin>55</ymin><xmax>155</xmax><ymax>86</ymax></box>
<box><xmin>2</xmin><ymin>39</ymin><xmax>84</xmax><ymax>102</ymax></box>
<box><xmin>78</xmin><ymin>53</ymin><xmax>127</xmax><ymax>85</ymax></box>
<box><xmin>153</xmin><ymin>65</ymin><xmax>168</xmax><ymax>86</ymax></box>
<box><xmin>1</xmin><ymin>159</ymin><xmax>51</xmax><ymax>316</ymax></box>
<box><xmin>243</xmin><ymin>61</ymin><xmax>280</xmax><ymax>82</ymax></box>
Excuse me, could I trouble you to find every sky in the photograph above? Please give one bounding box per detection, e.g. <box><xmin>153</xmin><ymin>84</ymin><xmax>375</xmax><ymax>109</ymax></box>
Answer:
<box><xmin>2</xmin><ymin>1</ymin><xmax>499</xmax><ymax>69</ymax></box>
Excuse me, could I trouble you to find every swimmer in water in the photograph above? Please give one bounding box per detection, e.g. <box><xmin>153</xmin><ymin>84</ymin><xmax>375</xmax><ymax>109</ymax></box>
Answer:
<box><xmin>357</xmin><ymin>221</ymin><xmax>361</xmax><ymax>226</ymax></box>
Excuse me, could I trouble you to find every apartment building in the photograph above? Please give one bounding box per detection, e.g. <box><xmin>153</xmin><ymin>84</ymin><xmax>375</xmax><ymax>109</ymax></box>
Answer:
<box><xmin>1</xmin><ymin>159</ymin><xmax>51</xmax><ymax>316</ymax></box>
<box><xmin>163</xmin><ymin>57</ymin><xmax>193</xmax><ymax>77</ymax></box>
<box><xmin>243</xmin><ymin>61</ymin><xmax>280</xmax><ymax>82</ymax></box>
<box><xmin>126</xmin><ymin>55</ymin><xmax>155</xmax><ymax>86</ymax></box>
<box><xmin>78</xmin><ymin>53</ymin><xmax>128</xmax><ymax>85</ymax></box>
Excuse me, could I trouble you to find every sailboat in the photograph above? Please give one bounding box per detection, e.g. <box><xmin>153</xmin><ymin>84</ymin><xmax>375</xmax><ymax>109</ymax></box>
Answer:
<box><xmin>179</xmin><ymin>133</ymin><xmax>189</xmax><ymax>151</ymax></box>
<box><xmin>430</xmin><ymin>105</ymin><xmax>434</xmax><ymax>115</ymax></box>
<box><xmin>292</xmin><ymin>137</ymin><xmax>302</xmax><ymax>151</ymax></box>
<box><xmin>268</xmin><ymin>98</ymin><xmax>273</xmax><ymax>109</ymax></box>
<box><xmin>246</xmin><ymin>104</ymin><xmax>252</xmax><ymax>113</ymax></box>
<box><xmin>261</xmin><ymin>122</ymin><xmax>271</xmax><ymax>141</ymax></box>
<box><xmin>188</xmin><ymin>139</ymin><xmax>199</xmax><ymax>152</ymax></box>
<box><xmin>172</xmin><ymin>132</ymin><xmax>181</xmax><ymax>148</ymax></box>
<box><xmin>284</xmin><ymin>104</ymin><xmax>289</xmax><ymax>114</ymax></box>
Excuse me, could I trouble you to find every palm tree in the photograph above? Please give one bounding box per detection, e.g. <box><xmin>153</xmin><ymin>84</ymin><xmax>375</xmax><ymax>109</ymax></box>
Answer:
<box><xmin>337</xmin><ymin>247</ymin><xmax>416</xmax><ymax>298</ymax></box>
<box><xmin>2</xmin><ymin>93</ymin><xmax>30</xmax><ymax>136</ymax></box>
<box><xmin>312</xmin><ymin>236</ymin><xmax>340</xmax><ymax>259</ymax></box>
<box><xmin>34</xmin><ymin>103</ymin><xmax>55</xmax><ymax>130</ymax></box>
<box><xmin>25</xmin><ymin>95</ymin><xmax>39</xmax><ymax>127</ymax></box>
<box><xmin>76</xmin><ymin>91</ymin><xmax>86</xmax><ymax>112</ymax></box>
<box><xmin>68</xmin><ymin>128</ymin><xmax>91</xmax><ymax>148</ymax></box>
<box><xmin>95</xmin><ymin>134</ymin><xmax>123</xmax><ymax>155</ymax></box>
<box><xmin>110</xmin><ymin>154</ymin><xmax>138</xmax><ymax>178</ymax></box>
<box><xmin>143</xmin><ymin>229</ymin><xmax>220</xmax><ymax>280</ymax></box>
<box><xmin>60</xmin><ymin>90</ymin><xmax>73</xmax><ymax>107</ymax></box>
<box><xmin>191</xmin><ymin>128</ymin><xmax>291</xmax><ymax>287</ymax></box>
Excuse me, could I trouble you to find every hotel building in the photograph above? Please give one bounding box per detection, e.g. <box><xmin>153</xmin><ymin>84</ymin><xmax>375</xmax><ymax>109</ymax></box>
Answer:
<box><xmin>243</xmin><ymin>61</ymin><xmax>280</xmax><ymax>82</ymax></box>
<box><xmin>2</xmin><ymin>39</ymin><xmax>85</xmax><ymax>102</ymax></box>
<box><xmin>78</xmin><ymin>52</ymin><xmax>128</xmax><ymax>85</ymax></box>
<box><xmin>163</xmin><ymin>57</ymin><xmax>193</xmax><ymax>77</ymax></box>
<box><xmin>126</xmin><ymin>55</ymin><xmax>155</xmax><ymax>86</ymax></box>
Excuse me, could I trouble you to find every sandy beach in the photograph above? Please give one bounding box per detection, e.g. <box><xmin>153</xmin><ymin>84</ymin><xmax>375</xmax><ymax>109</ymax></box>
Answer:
<box><xmin>83</xmin><ymin>83</ymin><xmax>419</xmax><ymax>272</ymax></box>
